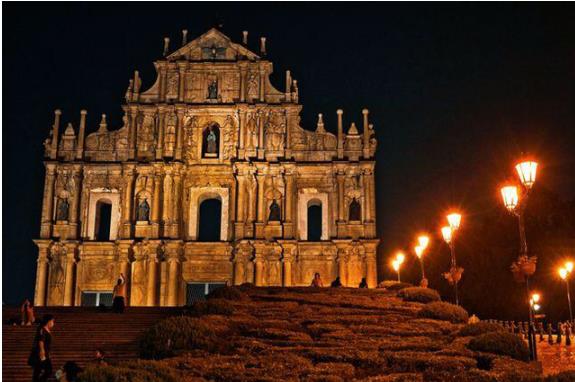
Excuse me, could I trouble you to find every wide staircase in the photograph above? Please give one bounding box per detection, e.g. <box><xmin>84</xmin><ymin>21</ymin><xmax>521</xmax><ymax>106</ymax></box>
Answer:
<box><xmin>2</xmin><ymin>306</ymin><xmax>182</xmax><ymax>381</ymax></box>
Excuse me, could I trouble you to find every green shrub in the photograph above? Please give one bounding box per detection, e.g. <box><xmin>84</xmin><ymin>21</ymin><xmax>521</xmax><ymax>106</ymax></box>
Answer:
<box><xmin>466</xmin><ymin>331</ymin><xmax>530</xmax><ymax>362</ymax></box>
<box><xmin>457</xmin><ymin>322</ymin><xmax>506</xmax><ymax>337</ymax></box>
<box><xmin>379</xmin><ymin>280</ymin><xmax>414</xmax><ymax>291</ymax></box>
<box><xmin>417</xmin><ymin>302</ymin><xmax>469</xmax><ymax>323</ymax></box>
<box><xmin>78</xmin><ymin>360</ymin><xmax>179</xmax><ymax>382</ymax></box>
<box><xmin>206</xmin><ymin>286</ymin><xmax>245</xmax><ymax>300</ymax></box>
<box><xmin>139</xmin><ymin>316</ymin><xmax>223</xmax><ymax>359</ymax></box>
<box><xmin>185</xmin><ymin>299</ymin><xmax>234</xmax><ymax>317</ymax></box>
<box><xmin>398</xmin><ymin>287</ymin><xmax>441</xmax><ymax>303</ymax></box>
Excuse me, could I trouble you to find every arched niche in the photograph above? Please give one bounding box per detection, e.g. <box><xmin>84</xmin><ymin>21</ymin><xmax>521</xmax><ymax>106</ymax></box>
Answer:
<box><xmin>202</xmin><ymin>122</ymin><xmax>220</xmax><ymax>158</ymax></box>
<box><xmin>86</xmin><ymin>190</ymin><xmax>121</xmax><ymax>240</ymax></box>
<box><xmin>298</xmin><ymin>192</ymin><xmax>329</xmax><ymax>241</ymax></box>
<box><xmin>188</xmin><ymin>187</ymin><xmax>229</xmax><ymax>241</ymax></box>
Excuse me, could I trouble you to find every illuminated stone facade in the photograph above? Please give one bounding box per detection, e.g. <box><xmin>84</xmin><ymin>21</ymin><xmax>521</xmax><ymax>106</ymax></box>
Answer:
<box><xmin>34</xmin><ymin>28</ymin><xmax>379</xmax><ymax>306</ymax></box>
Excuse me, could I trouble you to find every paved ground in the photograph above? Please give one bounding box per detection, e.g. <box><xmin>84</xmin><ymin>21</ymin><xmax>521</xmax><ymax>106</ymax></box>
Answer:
<box><xmin>537</xmin><ymin>336</ymin><xmax>575</xmax><ymax>376</ymax></box>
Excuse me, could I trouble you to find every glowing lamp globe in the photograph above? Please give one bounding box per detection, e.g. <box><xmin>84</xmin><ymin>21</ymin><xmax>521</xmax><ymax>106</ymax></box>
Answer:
<box><xmin>559</xmin><ymin>268</ymin><xmax>568</xmax><ymax>280</ymax></box>
<box><xmin>396</xmin><ymin>252</ymin><xmax>405</xmax><ymax>264</ymax></box>
<box><xmin>515</xmin><ymin>161</ymin><xmax>538</xmax><ymax>189</ymax></box>
<box><xmin>447</xmin><ymin>213</ymin><xmax>462</xmax><ymax>230</ymax></box>
<box><xmin>566</xmin><ymin>261</ymin><xmax>574</xmax><ymax>273</ymax></box>
<box><xmin>414</xmin><ymin>246</ymin><xmax>423</xmax><ymax>258</ymax></box>
<box><xmin>441</xmin><ymin>226</ymin><xmax>452</xmax><ymax>244</ymax></box>
<box><xmin>531</xmin><ymin>293</ymin><xmax>540</xmax><ymax>303</ymax></box>
<box><xmin>418</xmin><ymin>235</ymin><xmax>430</xmax><ymax>250</ymax></box>
<box><xmin>391</xmin><ymin>260</ymin><xmax>400</xmax><ymax>272</ymax></box>
<box><xmin>533</xmin><ymin>303</ymin><xmax>540</xmax><ymax>312</ymax></box>
<box><xmin>501</xmin><ymin>186</ymin><xmax>519</xmax><ymax>211</ymax></box>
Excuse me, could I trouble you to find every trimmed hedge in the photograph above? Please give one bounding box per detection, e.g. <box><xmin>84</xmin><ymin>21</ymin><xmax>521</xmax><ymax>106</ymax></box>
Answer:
<box><xmin>417</xmin><ymin>302</ymin><xmax>469</xmax><ymax>324</ymax></box>
<box><xmin>206</xmin><ymin>286</ymin><xmax>245</xmax><ymax>301</ymax></box>
<box><xmin>457</xmin><ymin>322</ymin><xmax>506</xmax><ymax>337</ymax></box>
<box><xmin>379</xmin><ymin>281</ymin><xmax>414</xmax><ymax>291</ymax></box>
<box><xmin>78</xmin><ymin>360</ymin><xmax>179</xmax><ymax>382</ymax></box>
<box><xmin>398</xmin><ymin>287</ymin><xmax>441</xmax><ymax>303</ymax></box>
<box><xmin>466</xmin><ymin>331</ymin><xmax>530</xmax><ymax>362</ymax></box>
<box><xmin>185</xmin><ymin>299</ymin><xmax>234</xmax><ymax>317</ymax></box>
<box><xmin>139</xmin><ymin>316</ymin><xmax>223</xmax><ymax>359</ymax></box>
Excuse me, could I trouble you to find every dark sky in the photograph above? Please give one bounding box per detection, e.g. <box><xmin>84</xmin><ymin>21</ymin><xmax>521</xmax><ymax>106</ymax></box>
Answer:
<box><xmin>3</xmin><ymin>3</ymin><xmax>574</xmax><ymax>305</ymax></box>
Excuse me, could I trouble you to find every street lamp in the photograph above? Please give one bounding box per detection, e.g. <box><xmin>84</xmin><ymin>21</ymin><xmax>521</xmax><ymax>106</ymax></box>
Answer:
<box><xmin>415</xmin><ymin>235</ymin><xmax>430</xmax><ymax>287</ymax></box>
<box><xmin>441</xmin><ymin>212</ymin><xmax>463</xmax><ymax>306</ymax></box>
<box><xmin>558</xmin><ymin>261</ymin><xmax>573</xmax><ymax>325</ymax></box>
<box><xmin>501</xmin><ymin>159</ymin><xmax>539</xmax><ymax>361</ymax></box>
<box><xmin>391</xmin><ymin>252</ymin><xmax>405</xmax><ymax>282</ymax></box>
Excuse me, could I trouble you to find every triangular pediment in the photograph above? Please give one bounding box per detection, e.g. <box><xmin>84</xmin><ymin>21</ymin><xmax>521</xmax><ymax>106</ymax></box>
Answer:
<box><xmin>167</xmin><ymin>28</ymin><xmax>260</xmax><ymax>61</ymax></box>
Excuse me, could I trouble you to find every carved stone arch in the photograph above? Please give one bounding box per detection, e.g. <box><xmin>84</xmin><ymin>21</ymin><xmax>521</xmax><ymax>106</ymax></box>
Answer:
<box><xmin>188</xmin><ymin>187</ymin><xmax>229</xmax><ymax>241</ymax></box>
<box><xmin>298</xmin><ymin>192</ymin><xmax>329</xmax><ymax>241</ymax></box>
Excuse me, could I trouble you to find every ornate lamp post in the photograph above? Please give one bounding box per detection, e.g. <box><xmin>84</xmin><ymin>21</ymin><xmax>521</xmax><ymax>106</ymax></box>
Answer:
<box><xmin>441</xmin><ymin>212</ymin><xmax>463</xmax><ymax>305</ymax></box>
<box><xmin>415</xmin><ymin>235</ymin><xmax>430</xmax><ymax>287</ymax></box>
<box><xmin>501</xmin><ymin>159</ymin><xmax>538</xmax><ymax>361</ymax></box>
<box><xmin>391</xmin><ymin>252</ymin><xmax>405</xmax><ymax>282</ymax></box>
<box><xmin>558</xmin><ymin>261</ymin><xmax>573</xmax><ymax>325</ymax></box>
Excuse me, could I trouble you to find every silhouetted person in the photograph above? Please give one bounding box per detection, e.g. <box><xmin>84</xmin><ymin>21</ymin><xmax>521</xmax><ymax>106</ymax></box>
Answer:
<box><xmin>112</xmin><ymin>273</ymin><xmax>126</xmax><ymax>313</ymax></box>
<box><xmin>92</xmin><ymin>349</ymin><xmax>107</xmax><ymax>366</ymax></box>
<box><xmin>28</xmin><ymin>314</ymin><xmax>55</xmax><ymax>382</ymax></box>
<box><xmin>21</xmin><ymin>299</ymin><xmax>35</xmax><ymax>326</ymax></box>
<box><xmin>359</xmin><ymin>278</ymin><xmax>368</xmax><ymax>288</ymax></box>
<box><xmin>55</xmin><ymin>361</ymin><xmax>82</xmax><ymax>382</ymax></box>
<box><xmin>311</xmin><ymin>273</ymin><xmax>323</xmax><ymax>287</ymax></box>
<box><xmin>331</xmin><ymin>277</ymin><xmax>342</xmax><ymax>288</ymax></box>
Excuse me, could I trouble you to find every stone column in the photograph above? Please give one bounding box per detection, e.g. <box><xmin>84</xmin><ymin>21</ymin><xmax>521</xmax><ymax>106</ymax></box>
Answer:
<box><xmin>115</xmin><ymin>241</ymin><xmax>132</xmax><ymax>305</ymax></box>
<box><xmin>285</xmin><ymin>170</ymin><xmax>294</xmax><ymax>222</ymax></box>
<box><xmin>156</xmin><ymin>108</ymin><xmax>165</xmax><ymax>160</ymax></box>
<box><xmin>236</xmin><ymin>173</ymin><xmax>245</xmax><ymax>223</ymax></box>
<box><xmin>259</xmin><ymin>69</ymin><xmax>265</xmax><ymax>102</ymax></box>
<box><xmin>362</xmin><ymin>109</ymin><xmax>370</xmax><ymax>159</ymax></box>
<box><xmin>166</xmin><ymin>251</ymin><xmax>180</xmax><ymax>306</ymax></box>
<box><xmin>239</xmin><ymin>66</ymin><xmax>247</xmax><ymax>102</ymax></box>
<box><xmin>177</xmin><ymin>63</ymin><xmax>186</xmax><ymax>102</ymax></box>
<box><xmin>233</xmin><ymin>258</ymin><xmax>245</xmax><ymax>286</ymax></box>
<box><xmin>63</xmin><ymin>248</ymin><xmax>76</xmax><ymax>306</ymax></box>
<box><xmin>238</xmin><ymin>110</ymin><xmax>245</xmax><ymax>150</ymax></box>
<box><xmin>50</xmin><ymin>109</ymin><xmax>62</xmax><ymax>160</ymax></box>
<box><xmin>128</xmin><ymin>107</ymin><xmax>138</xmax><ymax>160</ymax></box>
<box><xmin>171</xmin><ymin>167</ymin><xmax>182</xmax><ymax>237</ymax></box>
<box><xmin>256</xmin><ymin>170</ymin><xmax>266</xmax><ymax>223</ymax></box>
<box><xmin>68</xmin><ymin>168</ymin><xmax>82</xmax><ymax>238</ymax></box>
<box><xmin>257</xmin><ymin>111</ymin><xmax>265</xmax><ymax>159</ymax></box>
<box><xmin>33</xmin><ymin>241</ymin><xmax>51</xmax><ymax>306</ymax></box>
<box><xmin>337</xmin><ymin>171</ymin><xmax>346</xmax><ymax>222</ymax></box>
<box><xmin>175</xmin><ymin>109</ymin><xmax>185</xmax><ymax>161</ymax></box>
<box><xmin>280</xmin><ymin>242</ymin><xmax>296</xmax><ymax>287</ymax></box>
<box><xmin>76</xmin><ymin>110</ymin><xmax>87</xmax><ymax>160</ymax></box>
<box><xmin>337</xmin><ymin>109</ymin><xmax>344</xmax><ymax>159</ymax></box>
<box><xmin>40</xmin><ymin>164</ymin><xmax>57</xmax><ymax>238</ymax></box>
<box><xmin>146</xmin><ymin>249</ymin><xmax>158</xmax><ymax>306</ymax></box>
<box><xmin>254</xmin><ymin>256</ymin><xmax>265</xmax><ymax>286</ymax></box>
<box><xmin>152</xmin><ymin>169</ymin><xmax>162</xmax><ymax>225</ymax></box>
<box><xmin>162</xmin><ymin>170</ymin><xmax>172</xmax><ymax>225</ymax></box>
<box><xmin>337</xmin><ymin>249</ymin><xmax>348</xmax><ymax>286</ymax></box>
<box><xmin>121</xmin><ymin>168</ymin><xmax>134</xmax><ymax>238</ymax></box>
<box><xmin>363</xmin><ymin>170</ymin><xmax>372</xmax><ymax>222</ymax></box>
<box><xmin>366</xmin><ymin>255</ymin><xmax>377</xmax><ymax>288</ymax></box>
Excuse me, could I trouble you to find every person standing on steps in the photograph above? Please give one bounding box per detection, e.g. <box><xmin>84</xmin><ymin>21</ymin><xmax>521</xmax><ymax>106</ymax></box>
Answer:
<box><xmin>28</xmin><ymin>314</ymin><xmax>55</xmax><ymax>382</ymax></box>
<box><xmin>21</xmin><ymin>299</ymin><xmax>35</xmax><ymax>326</ymax></box>
<box><xmin>112</xmin><ymin>273</ymin><xmax>127</xmax><ymax>313</ymax></box>
<box><xmin>359</xmin><ymin>278</ymin><xmax>368</xmax><ymax>288</ymax></box>
<box><xmin>311</xmin><ymin>273</ymin><xmax>324</xmax><ymax>287</ymax></box>
<box><xmin>331</xmin><ymin>277</ymin><xmax>342</xmax><ymax>288</ymax></box>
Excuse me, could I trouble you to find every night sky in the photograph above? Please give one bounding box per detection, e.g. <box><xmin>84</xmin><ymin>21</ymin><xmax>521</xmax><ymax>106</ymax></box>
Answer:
<box><xmin>3</xmin><ymin>4</ymin><xmax>574</xmax><ymax>307</ymax></box>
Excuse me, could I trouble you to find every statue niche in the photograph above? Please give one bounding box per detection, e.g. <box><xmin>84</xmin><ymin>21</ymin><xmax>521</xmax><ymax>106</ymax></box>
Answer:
<box><xmin>207</xmin><ymin>78</ymin><xmax>218</xmax><ymax>100</ymax></box>
<box><xmin>136</xmin><ymin>198</ymin><xmax>151</xmax><ymax>222</ymax></box>
<box><xmin>349</xmin><ymin>198</ymin><xmax>362</xmax><ymax>222</ymax></box>
<box><xmin>202</xmin><ymin>123</ymin><xmax>220</xmax><ymax>158</ymax></box>
<box><xmin>268</xmin><ymin>199</ymin><xmax>281</xmax><ymax>222</ymax></box>
<box><xmin>56</xmin><ymin>197</ymin><xmax>70</xmax><ymax>221</ymax></box>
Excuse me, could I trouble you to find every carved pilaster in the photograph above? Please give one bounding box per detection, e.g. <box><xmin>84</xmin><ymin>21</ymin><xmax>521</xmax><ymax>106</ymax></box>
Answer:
<box><xmin>40</xmin><ymin>164</ymin><xmax>57</xmax><ymax>238</ymax></box>
<box><xmin>33</xmin><ymin>240</ymin><xmax>51</xmax><ymax>306</ymax></box>
<box><xmin>156</xmin><ymin>107</ymin><xmax>166</xmax><ymax>160</ymax></box>
<box><xmin>165</xmin><ymin>241</ymin><xmax>183</xmax><ymax>306</ymax></box>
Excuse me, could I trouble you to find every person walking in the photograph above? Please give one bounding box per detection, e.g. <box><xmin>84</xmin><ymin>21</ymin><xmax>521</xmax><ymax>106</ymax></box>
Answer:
<box><xmin>28</xmin><ymin>314</ymin><xmax>55</xmax><ymax>382</ymax></box>
<box><xmin>112</xmin><ymin>273</ymin><xmax>126</xmax><ymax>313</ymax></box>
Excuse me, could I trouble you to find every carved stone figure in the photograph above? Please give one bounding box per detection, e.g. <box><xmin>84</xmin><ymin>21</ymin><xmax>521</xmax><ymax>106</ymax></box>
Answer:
<box><xmin>247</xmin><ymin>72</ymin><xmax>258</xmax><ymax>99</ymax></box>
<box><xmin>183</xmin><ymin>115</ymin><xmax>198</xmax><ymax>162</ymax></box>
<box><xmin>165</xmin><ymin>112</ymin><xmax>177</xmax><ymax>155</ymax></box>
<box><xmin>207</xmin><ymin>79</ymin><xmax>218</xmax><ymax>99</ymax></box>
<box><xmin>245</xmin><ymin>113</ymin><xmax>258</xmax><ymax>149</ymax></box>
<box><xmin>349</xmin><ymin>198</ymin><xmax>361</xmax><ymax>221</ymax></box>
<box><xmin>137</xmin><ymin>199</ymin><xmax>150</xmax><ymax>221</ymax></box>
<box><xmin>56</xmin><ymin>198</ymin><xmax>69</xmax><ymax>221</ymax></box>
<box><xmin>203</xmin><ymin>124</ymin><xmax>219</xmax><ymax>157</ymax></box>
<box><xmin>268</xmin><ymin>200</ymin><xmax>281</xmax><ymax>221</ymax></box>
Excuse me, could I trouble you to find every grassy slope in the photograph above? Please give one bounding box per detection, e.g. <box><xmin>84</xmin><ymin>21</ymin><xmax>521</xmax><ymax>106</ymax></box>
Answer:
<box><xmin>154</xmin><ymin>287</ymin><xmax>543</xmax><ymax>381</ymax></box>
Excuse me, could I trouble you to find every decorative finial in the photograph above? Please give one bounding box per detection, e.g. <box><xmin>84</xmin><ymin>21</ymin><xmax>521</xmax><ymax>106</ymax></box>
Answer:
<box><xmin>348</xmin><ymin>122</ymin><xmax>359</xmax><ymax>135</ymax></box>
<box><xmin>99</xmin><ymin>114</ymin><xmax>108</xmax><ymax>132</ymax></box>
<box><xmin>316</xmin><ymin>113</ymin><xmax>325</xmax><ymax>132</ymax></box>
<box><xmin>362</xmin><ymin>108</ymin><xmax>369</xmax><ymax>115</ymax></box>
<box><xmin>163</xmin><ymin>37</ymin><xmax>170</xmax><ymax>56</ymax></box>
<box><xmin>80</xmin><ymin>109</ymin><xmax>87</xmax><ymax>115</ymax></box>
<box><xmin>260</xmin><ymin>37</ymin><xmax>267</xmax><ymax>56</ymax></box>
<box><xmin>337</xmin><ymin>109</ymin><xmax>343</xmax><ymax>115</ymax></box>
<box><xmin>242</xmin><ymin>31</ymin><xmax>248</xmax><ymax>45</ymax></box>
<box><xmin>182</xmin><ymin>30</ymin><xmax>188</xmax><ymax>46</ymax></box>
<box><xmin>55</xmin><ymin>109</ymin><xmax>62</xmax><ymax>116</ymax></box>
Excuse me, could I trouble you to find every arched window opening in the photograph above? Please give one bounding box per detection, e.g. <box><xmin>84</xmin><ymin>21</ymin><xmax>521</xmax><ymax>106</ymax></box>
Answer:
<box><xmin>307</xmin><ymin>200</ymin><xmax>322</xmax><ymax>241</ymax></box>
<box><xmin>202</xmin><ymin>123</ymin><xmax>220</xmax><ymax>158</ymax></box>
<box><xmin>95</xmin><ymin>199</ymin><xmax>112</xmax><ymax>241</ymax></box>
<box><xmin>198</xmin><ymin>198</ymin><xmax>222</xmax><ymax>241</ymax></box>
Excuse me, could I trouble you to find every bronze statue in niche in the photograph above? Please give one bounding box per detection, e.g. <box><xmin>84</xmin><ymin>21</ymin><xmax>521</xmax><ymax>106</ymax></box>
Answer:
<box><xmin>349</xmin><ymin>198</ymin><xmax>361</xmax><ymax>221</ymax></box>
<box><xmin>207</xmin><ymin>79</ymin><xmax>218</xmax><ymax>99</ymax></box>
<box><xmin>56</xmin><ymin>198</ymin><xmax>69</xmax><ymax>221</ymax></box>
<box><xmin>268</xmin><ymin>200</ymin><xmax>281</xmax><ymax>221</ymax></box>
<box><xmin>137</xmin><ymin>199</ymin><xmax>150</xmax><ymax>222</ymax></box>
<box><xmin>202</xmin><ymin>123</ymin><xmax>220</xmax><ymax>158</ymax></box>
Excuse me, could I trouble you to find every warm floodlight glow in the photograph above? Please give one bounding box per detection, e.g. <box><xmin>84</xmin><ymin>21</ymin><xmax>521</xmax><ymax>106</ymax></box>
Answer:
<box><xmin>533</xmin><ymin>304</ymin><xmax>540</xmax><ymax>312</ymax></box>
<box><xmin>515</xmin><ymin>161</ymin><xmax>538</xmax><ymax>189</ymax></box>
<box><xmin>441</xmin><ymin>226</ymin><xmax>452</xmax><ymax>244</ymax></box>
<box><xmin>391</xmin><ymin>259</ymin><xmax>400</xmax><ymax>272</ymax></box>
<box><xmin>447</xmin><ymin>213</ymin><xmax>462</xmax><ymax>230</ymax></box>
<box><xmin>501</xmin><ymin>185</ymin><xmax>519</xmax><ymax>211</ymax></box>
<box><xmin>531</xmin><ymin>293</ymin><xmax>540</xmax><ymax>303</ymax></box>
<box><xmin>418</xmin><ymin>235</ymin><xmax>430</xmax><ymax>250</ymax></box>
<box><xmin>415</xmin><ymin>246</ymin><xmax>423</xmax><ymax>258</ymax></box>
<box><xmin>396</xmin><ymin>252</ymin><xmax>406</xmax><ymax>264</ymax></box>
<box><xmin>566</xmin><ymin>261</ymin><xmax>574</xmax><ymax>273</ymax></box>
<box><xmin>559</xmin><ymin>268</ymin><xmax>568</xmax><ymax>280</ymax></box>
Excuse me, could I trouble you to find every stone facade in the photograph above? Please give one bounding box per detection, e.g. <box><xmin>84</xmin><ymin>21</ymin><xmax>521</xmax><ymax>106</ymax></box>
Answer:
<box><xmin>34</xmin><ymin>28</ymin><xmax>379</xmax><ymax>307</ymax></box>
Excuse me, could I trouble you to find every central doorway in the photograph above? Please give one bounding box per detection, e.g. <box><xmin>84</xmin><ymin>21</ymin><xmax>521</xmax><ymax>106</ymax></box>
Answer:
<box><xmin>186</xmin><ymin>282</ymin><xmax>226</xmax><ymax>305</ymax></box>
